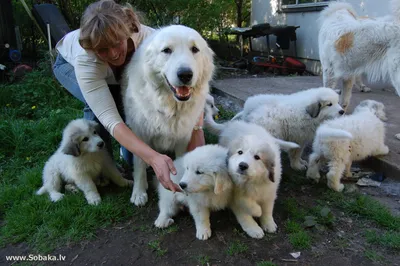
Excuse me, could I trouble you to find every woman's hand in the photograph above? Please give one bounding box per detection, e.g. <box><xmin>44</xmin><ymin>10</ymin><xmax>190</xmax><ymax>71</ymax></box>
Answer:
<box><xmin>148</xmin><ymin>152</ymin><xmax>182</xmax><ymax>192</ymax></box>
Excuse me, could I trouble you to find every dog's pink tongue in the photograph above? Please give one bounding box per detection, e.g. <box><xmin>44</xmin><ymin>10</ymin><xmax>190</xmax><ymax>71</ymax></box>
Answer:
<box><xmin>174</xmin><ymin>86</ymin><xmax>190</xmax><ymax>97</ymax></box>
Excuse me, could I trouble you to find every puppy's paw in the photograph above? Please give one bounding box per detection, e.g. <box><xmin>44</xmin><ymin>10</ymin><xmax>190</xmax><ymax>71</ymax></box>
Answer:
<box><xmin>50</xmin><ymin>192</ymin><xmax>64</xmax><ymax>202</ymax></box>
<box><xmin>395</xmin><ymin>133</ymin><xmax>400</xmax><ymax>141</ymax></box>
<box><xmin>245</xmin><ymin>226</ymin><xmax>264</xmax><ymax>239</ymax></box>
<box><xmin>250</xmin><ymin>204</ymin><xmax>262</xmax><ymax>218</ymax></box>
<box><xmin>360</xmin><ymin>86</ymin><xmax>372</xmax><ymax>92</ymax></box>
<box><xmin>154</xmin><ymin>216</ymin><xmax>174</xmax><ymax>228</ymax></box>
<box><xmin>328</xmin><ymin>181</ymin><xmax>344</xmax><ymax>193</ymax></box>
<box><xmin>87</xmin><ymin>193</ymin><xmax>101</xmax><ymax>205</ymax></box>
<box><xmin>262</xmin><ymin>218</ymin><xmax>277</xmax><ymax>233</ymax></box>
<box><xmin>196</xmin><ymin>226</ymin><xmax>212</xmax><ymax>240</ymax></box>
<box><xmin>378</xmin><ymin>145</ymin><xmax>389</xmax><ymax>155</ymax></box>
<box><xmin>306</xmin><ymin>171</ymin><xmax>320</xmax><ymax>183</ymax></box>
<box><xmin>64</xmin><ymin>184</ymin><xmax>79</xmax><ymax>193</ymax></box>
<box><xmin>291</xmin><ymin>161</ymin><xmax>307</xmax><ymax>171</ymax></box>
<box><xmin>130</xmin><ymin>190</ymin><xmax>148</xmax><ymax>206</ymax></box>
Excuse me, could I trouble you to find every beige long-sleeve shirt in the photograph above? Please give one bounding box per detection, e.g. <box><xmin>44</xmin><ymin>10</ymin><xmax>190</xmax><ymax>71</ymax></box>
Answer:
<box><xmin>55</xmin><ymin>24</ymin><xmax>154</xmax><ymax>136</ymax></box>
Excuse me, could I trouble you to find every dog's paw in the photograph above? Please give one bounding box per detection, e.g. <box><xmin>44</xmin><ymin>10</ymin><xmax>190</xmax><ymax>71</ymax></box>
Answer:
<box><xmin>306</xmin><ymin>171</ymin><xmax>320</xmax><ymax>183</ymax></box>
<box><xmin>378</xmin><ymin>145</ymin><xmax>389</xmax><ymax>155</ymax></box>
<box><xmin>154</xmin><ymin>216</ymin><xmax>174</xmax><ymax>228</ymax></box>
<box><xmin>87</xmin><ymin>193</ymin><xmax>101</xmax><ymax>205</ymax></box>
<box><xmin>395</xmin><ymin>133</ymin><xmax>400</xmax><ymax>141</ymax></box>
<box><xmin>360</xmin><ymin>86</ymin><xmax>372</xmax><ymax>92</ymax></box>
<box><xmin>291</xmin><ymin>161</ymin><xmax>307</xmax><ymax>171</ymax></box>
<box><xmin>196</xmin><ymin>227</ymin><xmax>212</xmax><ymax>240</ymax></box>
<box><xmin>130</xmin><ymin>190</ymin><xmax>148</xmax><ymax>206</ymax></box>
<box><xmin>245</xmin><ymin>226</ymin><xmax>265</xmax><ymax>239</ymax></box>
<box><xmin>262</xmin><ymin>219</ymin><xmax>277</xmax><ymax>233</ymax></box>
<box><xmin>50</xmin><ymin>192</ymin><xmax>64</xmax><ymax>202</ymax></box>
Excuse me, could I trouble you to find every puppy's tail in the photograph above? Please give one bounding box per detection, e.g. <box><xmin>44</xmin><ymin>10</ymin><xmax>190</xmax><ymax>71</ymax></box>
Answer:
<box><xmin>319</xmin><ymin>2</ymin><xmax>357</xmax><ymax>22</ymax></box>
<box><xmin>231</xmin><ymin>110</ymin><xmax>244</xmax><ymax>121</ymax></box>
<box><xmin>204</xmin><ymin>105</ymin><xmax>225</xmax><ymax>135</ymax></box>
<box><xmin>317</xmin><ymin>125</ymin><xmax>353</xmax><ymax>140</ymax></box>
<box><xmin>36</xmin><ymin>186</ymin><xmax>47</xmax><ymax>195</ymax></box>
<box><xmin>274</xmin><ymin>139</ymin><xmax>301</xmax><ymax>152</ymax></box>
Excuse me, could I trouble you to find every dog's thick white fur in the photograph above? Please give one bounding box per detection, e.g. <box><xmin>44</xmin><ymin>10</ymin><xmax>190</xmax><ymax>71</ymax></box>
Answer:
<box><xmin>36</xmin><ymin>119</ymin><xmax>132</xmax><ymax>205</ymax></box>
<box><xmin>154</xmin><ymin>145</ymin><xmax>232</xmax><ymax>240</ymax></box>
<box><xmin>232</xmin><ymin>87</ymin><xmax>344</xmax><ymax>170</ymax></box>
<box><xmin>122</xmin><ymin>25</ymin><xmax>214</xmax><ymax>206</ymax></box>
<box><xmin>204</xmin><ymin>106</ymin><xmax>299</xmax><ymax>238</ymax></box>
<box><xmin>318</xmin><ymin>1</ymin><xmax>400</xmax><ymax>110</ymax></box>
<box><xmin>307</xmin><ymin>100</ymin><xmax>389</xmax><ymax>192</ymax></box>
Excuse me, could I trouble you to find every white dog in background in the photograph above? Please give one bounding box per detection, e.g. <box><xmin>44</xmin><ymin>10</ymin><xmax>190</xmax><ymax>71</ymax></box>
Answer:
<box><xmin>233</xmin><ymin>87</ymin><xmax>344</xmax><ymax>170</ymax></box>
<box><xmin>154</xmin><ymin>145</ymin><xmax>233</xmax><ymax>240</ymax></box>
<box><xmin>204</xmin><ymin>106</ymin><xmax>299</xmax><ymax>238</ymax></box>
<box><xmin>122</xmin><ymin>25</ymin><xmax>215</xmax><ymax>206</ymax></box>
<box><xmin>36</xmin><ymin>119</ymin><xmax>132</xmax><ymax>205</ymax></box>
<box><xmin>318</xmin><ymin>1</ymin><xmax>400</xmax><ymax>110</ymax></box>
<box><xmin>307</xmin><ymin>100</ymin><xmax>389</xmax><ymax>192</ymax></box>
<box><xmin>206</xmin><ymin>94</ymin><xmax>219</xmax><ymax>116</ymax></box>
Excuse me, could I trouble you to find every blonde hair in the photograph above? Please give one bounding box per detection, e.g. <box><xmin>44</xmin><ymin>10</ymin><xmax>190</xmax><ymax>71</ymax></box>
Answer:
<box><xmin>79</xmin><ymin>0</ymin><xmax>140</xmax><ymax>50</ymax></box>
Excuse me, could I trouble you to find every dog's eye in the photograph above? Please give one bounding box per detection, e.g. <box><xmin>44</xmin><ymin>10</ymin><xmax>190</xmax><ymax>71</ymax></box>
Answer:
<box><xmin>82</xmin><ymin>137</ymin><xmax>89</xmax><ymax>142</ymax></box>
<box><xmin>195</xmin><ymin>170</ymin><xmax>203</xmax><ymax>175</ymax></box>
<box><xmin>327</xmin><ymin>103</ymin><xmax>332</xmax><ymax>106</ymax></box>
<box><xmin>254</xmin><ymin>155</ymin><xmax>260</xmax><ymax>160</ymax></box>
<box><xmin>93</xmin><ymin>131</ymin><xmax>97</xmax><ymax>135</ymax></box>
<box><xmin>162</xmin><ymin>47</ymin><xmax>172</xmax><ymax>54</ymax></box>
<box><xmin>211</xmin><ymin>104</ymin><xmax>214</xmax><ymax>108</ymax></box>
<box><xmin>191</xmin><ymin>46</ymin><xmax>199</xmax><ymax>53</ymax></box>
<box><xmin>238</xmin><ymin>150</ymin><xmax>243</xmax><ymax>155</ymax></box>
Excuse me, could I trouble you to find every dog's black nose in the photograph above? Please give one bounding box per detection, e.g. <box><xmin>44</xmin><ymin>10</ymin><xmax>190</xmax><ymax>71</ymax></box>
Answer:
<box><xmin>339</xmin><ymin>110</ymin><xmax>345</xmax><ymax>115</ymax></box>
<box><xmin>179</xmin><ymin>182</ymin><xmax>187</xmax><ymax>189</ymax></box>
<box><xmin>238</xmin><ymin>162</ymin><xmax>249</xmax><ymax>171</ymax></box>
<box><xmin>97</xmin><ymin>141</ymin><xmax>105</xmax><ymax>148</ymax></box>
<box><xmin>177</xmin><ymin>68</ymin><xmax>193</xmax><ymax>84</ymax></box>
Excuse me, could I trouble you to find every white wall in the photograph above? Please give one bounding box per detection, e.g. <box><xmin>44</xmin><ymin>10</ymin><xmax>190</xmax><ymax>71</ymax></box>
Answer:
<box><xmin>251</xmin><ymin>0</ymin><xmax>392</xmax><ymax>78</ymax></box>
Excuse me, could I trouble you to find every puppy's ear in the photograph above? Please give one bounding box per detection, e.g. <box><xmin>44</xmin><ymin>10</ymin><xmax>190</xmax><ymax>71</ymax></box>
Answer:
<box><xmin>214</xmin><ymin>172</ymin><xmax>232</xmax><ymax>195</ymax></box>
<box><xmin>306</xmin><ymin>101</ymin><xmax>322</xmax><ymax>118</ymax></box>
<box><xmin>266</xmin><ymin>162</ymin><xmax>275</xmax><ymax>183</ymax></box>
<box><xmin>260</xmin><ymin>145</ymin><xmax>276</xmax><ymax>182</ymax></box>
<box><xmin>62</xmin><ymin>134</ymin><xmax>80</xmax><ymax>157</ymax></box>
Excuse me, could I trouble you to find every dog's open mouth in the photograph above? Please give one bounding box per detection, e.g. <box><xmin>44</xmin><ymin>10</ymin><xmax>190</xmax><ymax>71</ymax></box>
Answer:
<box><xmin>164</xmin><ymin>76</ymin><xmax>192</xmax><ymax>101</ymax></box>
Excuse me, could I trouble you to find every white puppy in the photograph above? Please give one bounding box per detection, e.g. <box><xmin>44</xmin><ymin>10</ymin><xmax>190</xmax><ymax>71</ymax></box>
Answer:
<box><xmin>122</xmin><ymin>25</ymin><xmax>215</xmax><ymax>206</ymax></box>
<box><xmin>154</xmin><ymin>145</ymin><xmax>233</xmax><ymax>240</ymax></box>
<box><xmin>36</xmin><ymin>119</ymin><xmax>132</xmax><ymax>205</ymax></box>
<box><xmin>227</xmin><ymin>134</ymin><xmax>281</xmax><ymax>239</ymax></box>
<box><xmin>234</xmin><ymin>87</ymin><xmax>344</xmax><ymax>170</ymax></box>
<box><xmin>204</xmin><ymin>106</ymin><xmax>299</xmax><ymax>238</ymax></box>
<box><xmin>318</xmin><ymin>1</ymin><xmax>400</xmax><ymax>110</ymax></box>
<box><xmin>307</xmin><ymin>100</ymin><xmax>389</xmax><ymax>192</ymax></box>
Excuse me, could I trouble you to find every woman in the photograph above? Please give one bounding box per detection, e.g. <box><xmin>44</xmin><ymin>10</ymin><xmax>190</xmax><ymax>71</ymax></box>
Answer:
<box><xmin>53</xmin><ymin>0</ymin><xmax>205</xmax><ymax>192</ymax></box>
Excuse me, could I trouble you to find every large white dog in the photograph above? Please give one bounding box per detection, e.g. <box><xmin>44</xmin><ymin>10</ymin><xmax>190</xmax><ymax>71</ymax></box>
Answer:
<box><xmin>155</xmin><ymin>145</ymin><xmax>233</xmax><ymax>240</ymax></box>
<box><xmin>122</xmin><ymin>25</ymin><xmax>214</xmax><ymax>206</ymax></box>
<box><xmin>232</xmin><ymin>88</ymin><xmax>344</xmax><ymax>170</ymax></box>
<box><xmin>37</xmin><ymin>119</ymin><xmax>132</xmax><ymax>205</ymax></box>
<box><xmin>318</xmin><ymin>1</ymin><xmax>400</xmax><ymax>110</ymax></box>
<box><xmin>307</xmin><ymin>100</ymin><xmax>389</xmax><ymax>192</ymax></box>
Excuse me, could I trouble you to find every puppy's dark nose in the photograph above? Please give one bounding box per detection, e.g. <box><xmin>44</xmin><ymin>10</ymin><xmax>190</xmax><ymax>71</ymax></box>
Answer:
<box><xmin>339</xmin><ymin>110</ymin><xmax>345</xmax><ymax>115</ymax></box>
<box><xmin>177</xmin><ymin>68</ymin><xmax>193</xmax><ymax>84</ymax></box>
<box><xmin>238</xmin><ymin>162</ymin><xmax>249</xmax><ymax>171</ymax></box>
<box><xmin>97</xmin><ymin>141</ymin><xmax>105</xmax><ymax>148</ymax></box>
<box><xmin>179</xmin><ymin>182</ymin><xmax>187</xmax><ymax>189</ymax></box>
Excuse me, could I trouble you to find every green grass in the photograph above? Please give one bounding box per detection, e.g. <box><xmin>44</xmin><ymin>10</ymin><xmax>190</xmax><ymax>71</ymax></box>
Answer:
<box><xmin>0</xmin><ymin>66</ymin><xmax>135</xmax><ymax>252</ymax></box>
<box><xmin>226</xmin><ymin>240</ymin><xmax>248</xmax><ymax>255</ymax></box>
<box><xmin>364</xmin><ymin>250</ymin><xmax>386</xmax><ymax>264</ymax></box>
<box><xmin>197</xmin><ymin>255</ymin><xmax>210</xmax><ymax>265</ymax></box>
<box><xmin>148</xmin><ymin>240</ymin><xmax>167</xmax><ymax>257</ymax></box>
<box><xmin>365</xmin><ymin>230</ymin><xmax>400</xmax><ymax>250</ymax></box>
<box><xmin>256</xmin><ymin>261</ymin><xmax>276</xmax><ymax>266</ymax></box>
<box><xmin>289</xmin><ymin>231</ymin><xmax>312</xmax><ymax>249</ymax></box>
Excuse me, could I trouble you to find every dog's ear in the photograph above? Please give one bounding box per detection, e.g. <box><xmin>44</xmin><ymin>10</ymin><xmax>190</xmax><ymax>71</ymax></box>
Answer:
<box><xmin>306</xmin><ymin>101</ymin><xmax>322</xmax><ymax>118</ymax></box>
<box><xmin>265</xmin><ymin>161</ymin><xmax>275</xmax><ymax>183</ymax></box>
<box><xmin>62</xmin><ymin>133</ymin><xmax>81</xmax><ymax>157</ymax></box>
<box><xmin>260</xmin><ymin>144</ymin><xmax>276</xmax><ymax>183</ymax></box>
<box><xmin>214</xmin><ymin>172</ymin><xmax>232</xmax><ymax>195</ymax></box>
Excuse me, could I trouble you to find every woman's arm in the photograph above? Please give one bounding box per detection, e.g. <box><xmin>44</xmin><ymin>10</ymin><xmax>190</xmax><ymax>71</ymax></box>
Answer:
<box><xmin>113</xmin><ymin>123</ymin><xmax>181</xmax><ymax>192</ymax></box>
<box><xmin>186</xmin><ymin>111</ymin><xmax>205</xmax><ymax>152</ymax></box>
